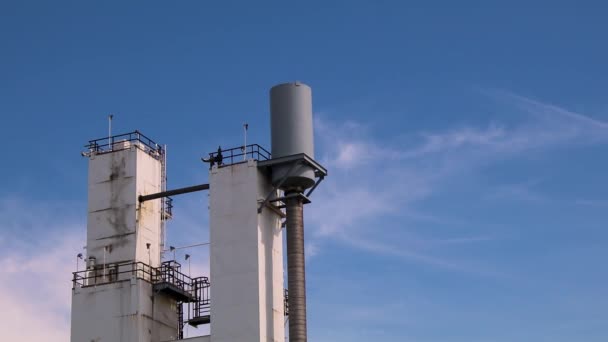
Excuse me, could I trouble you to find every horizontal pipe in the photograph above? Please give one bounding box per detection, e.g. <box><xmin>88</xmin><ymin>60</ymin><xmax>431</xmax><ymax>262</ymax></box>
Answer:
<box><xmin>139</xmin><ymin>183</ymin><xmax>209</xmax><ymax>202</ymax></box>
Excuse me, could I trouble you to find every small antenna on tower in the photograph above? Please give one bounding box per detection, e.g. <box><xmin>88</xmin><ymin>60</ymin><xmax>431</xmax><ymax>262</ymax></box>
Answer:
<box><xmin>170</xmin><ymin>246</ymin><xmax>176</xmax><ymax>261</ymax></box>
<box><xmin>243</xmin><ymin>122</ymin><xmax>249</xmax><ymax>160</ymax></box>
<box><xmin>76</xmin><ymin>253</ymin><xmax>83</xmax><ymax>272</ymax></box>
<box><xmin>185</xmin><ymin>254</ymin><xmax>191</xmax><ymax>278</ymax></box>
<box><xmin>108</xmin><ymin>114</ymin><xmax>114</xmax><ymax>151</ymax></box>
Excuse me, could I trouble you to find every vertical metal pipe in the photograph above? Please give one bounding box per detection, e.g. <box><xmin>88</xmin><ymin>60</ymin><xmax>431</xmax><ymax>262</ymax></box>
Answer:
<box><xmin>285</xmin><ymin>193</ymin><xmax>307</xmax><ymax>342</ymax></box>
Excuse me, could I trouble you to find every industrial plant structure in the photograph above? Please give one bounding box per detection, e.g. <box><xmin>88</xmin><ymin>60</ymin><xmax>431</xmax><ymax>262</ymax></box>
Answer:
<box><xmin>71</xmin><ymin>82</ymin><xmax>326</xmax><ymax>342</ymax></box>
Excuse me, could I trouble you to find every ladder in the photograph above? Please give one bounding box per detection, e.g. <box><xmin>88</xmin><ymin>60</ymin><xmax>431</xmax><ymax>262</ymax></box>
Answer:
<box><xmin>160</xmin><ymin>145</ymin><xmax>171</xmax><ymax>250</ymax></box>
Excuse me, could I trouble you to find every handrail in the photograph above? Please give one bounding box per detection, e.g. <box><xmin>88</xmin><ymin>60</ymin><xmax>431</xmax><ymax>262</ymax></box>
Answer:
<box><xmin>84</xmin><ymin>130</ymin><xmax>164</xmax><ymax>159</ymax></box>
<box><xmin>71</xmin><ymin>260</ymin><xmax>206</xmax><ymax>293</ymax></box>
<box><xmin>205</xmin><ymin>144</ymin><xmax>271</xmax><ymax>168</ymax></box>
<box><xmin>192</xmin><ymin>277</ymin><xmax>211</xmax><ymax>318</ymax></box>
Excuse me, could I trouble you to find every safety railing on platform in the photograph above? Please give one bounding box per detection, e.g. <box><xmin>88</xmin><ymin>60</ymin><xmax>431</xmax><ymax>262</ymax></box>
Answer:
<box><xmin>192</xmin><ymin>277</ymin><xmax>211</xmax><ymax>318</ymax></box>
<box><xmin>154</xmin><ymin>261</ymin><xmax>196</xmax><ymax>294</ymax></box>
<box><xmin>205</xmin><ymin>144</ymin><xmax>271</xmax><ymax>168</ymax></box>
<box><xmin>72</xmin><ymin>260</ymin><xmax>196</xmax><ymax>292</ymax></box>
<box><xmin>72</xmin><ymin>261</ymin><xmax>157</xmax><ymax>288</ymax></box>
<box><xmin>84</xmin><ymin>130</ymin><xmax>165</xmax><ymax>160</ymax></box>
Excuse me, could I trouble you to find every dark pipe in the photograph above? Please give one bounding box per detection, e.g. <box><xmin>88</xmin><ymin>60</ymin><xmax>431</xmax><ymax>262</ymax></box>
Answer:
<box><xmin>286</xmin><ymin>193</ymin><xmax>307</xmax><ymax>342</ymax></box>
<box><xmin>138</xmin><ymin>184</ymin><xmax>209</xmax><ymax>202</ymax></box>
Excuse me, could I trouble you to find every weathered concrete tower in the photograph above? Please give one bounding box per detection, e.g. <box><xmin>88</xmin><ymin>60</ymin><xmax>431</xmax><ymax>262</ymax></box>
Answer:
<box><xmin>71</xmin><ymin>134</ymin><xmax>180</xmax><ymax>342</ymax></box>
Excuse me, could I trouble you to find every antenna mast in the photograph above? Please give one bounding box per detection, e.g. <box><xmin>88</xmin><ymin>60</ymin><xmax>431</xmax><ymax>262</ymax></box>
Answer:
<box><xmin>243</xmin><ymin>123</ymin><xmax>249</xmax><ymax>160</ymax></box>
<box><xmin>108</xmin><ymin>114</ymin><xmax>113</xmax><ymax>150</ymax></box>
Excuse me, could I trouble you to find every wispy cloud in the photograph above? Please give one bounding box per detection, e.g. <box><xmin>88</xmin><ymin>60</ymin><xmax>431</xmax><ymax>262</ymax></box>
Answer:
<box><xmin>308</xmin><ymin>89</ymin><xmax>608</xmax><ymax>272</ymax></box>
<box><xmin>403</xmin><ymin>124</ymin><xmax>507</xmax><ymax>159</ymax></box>
<box><xmin>491</xmin><ymin>89</ymin><xmax>608</xmax><ymax>131</ymax></box>
<box><xmin>484</xmin><ymin>180</ymin><xmax>549</xmax><ymax>203</ymax></box>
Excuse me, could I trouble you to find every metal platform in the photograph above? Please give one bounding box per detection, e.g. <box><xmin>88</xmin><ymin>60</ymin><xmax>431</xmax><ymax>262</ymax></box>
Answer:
<box><xmin>188</xmin><ymin>315</ymin><xmax>211</xmax><ymax>327</ymax></box>
<box><xmin>257</xmin><ymin>152</ymin><xmax>327</xmax><ymax>179</ymax></box>
<box><xmin>153</xmin><ymin>282</ymin><xmax>196</xmax><ymax>302</ymax></box>
<box><xmin>257</xmin><ymin>153</ymin><xmax>327</xmax><ymax>214</ymax></box>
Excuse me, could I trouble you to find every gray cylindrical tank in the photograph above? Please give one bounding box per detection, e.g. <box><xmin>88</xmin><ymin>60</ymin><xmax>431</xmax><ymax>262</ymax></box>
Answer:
<box><xmin>270</xmin><ymin>82</ymin><xmax>316</xmax><ymax>189</ymax></box>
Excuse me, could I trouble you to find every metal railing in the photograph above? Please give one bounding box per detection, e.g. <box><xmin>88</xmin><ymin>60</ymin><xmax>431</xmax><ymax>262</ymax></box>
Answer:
<box><xmin>84</xmin><ymin>130</ymin><xmax>165</xmax><ymax>160</ymax></box>
<box><xmin>72</xmin><ymin>260</ymin><xmax>194</xmax><ymax>291</ymax></box>
<box><xmin>192</xmin><ymin>277</ymin><xmax>211</xmax><ymax>318</ymax></box>
<box><xmin>155</xmin><ymin>261</ymin><xmax>195</xmax><ymax>294</ymax></box>
<box><xmin>72</xmin><ymin>261</ymin><xmax>158</xmax><ymax>288</ymax></box>
<box><xmin>205</xmin><ymin>144</ymin><xmax>271</xmax><ymax>168</ymax></box>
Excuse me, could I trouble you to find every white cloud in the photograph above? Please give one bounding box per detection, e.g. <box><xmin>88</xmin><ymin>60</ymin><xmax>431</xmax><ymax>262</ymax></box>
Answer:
<box><xmin>0</xmin><ymin>198</ymin><xmax>84</xmax><ymax>342</ymax></box>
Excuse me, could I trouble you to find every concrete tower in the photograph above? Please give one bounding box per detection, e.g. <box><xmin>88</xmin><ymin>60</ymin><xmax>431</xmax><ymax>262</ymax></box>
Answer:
<box><xmin>71</xmin><ymin>135</ymin><xmax>180</xmax><ymax>342</ymax></box>
<box><xmin>208</xmin><ymin>159</ymin><xmax>285</xmax><ymax>342</ymax></box>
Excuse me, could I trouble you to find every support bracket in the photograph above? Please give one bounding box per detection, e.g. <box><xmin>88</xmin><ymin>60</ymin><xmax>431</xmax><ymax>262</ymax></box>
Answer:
<box><xmin>256</xmin><ymin>153</ymin><xmax>327</xmax><ymax>214</ymax></box>
<box><xmin>257</xmin><ymin>162</ymin><xmax>303</xmax><ymax>214</ymax></box>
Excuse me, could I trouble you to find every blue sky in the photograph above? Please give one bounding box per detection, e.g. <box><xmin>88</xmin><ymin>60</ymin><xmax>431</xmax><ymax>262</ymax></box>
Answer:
<box><xmin>1</xmin><ymin>1</ymin><xmax>607</xmax><ymax>341</ymax></box>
